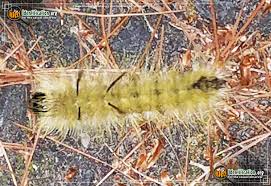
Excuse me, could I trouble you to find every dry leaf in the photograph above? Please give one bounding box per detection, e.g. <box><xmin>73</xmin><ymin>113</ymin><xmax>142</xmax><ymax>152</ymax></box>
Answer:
<box><xmin>145</xmin><ymin>138</ymin><xmax>165</xmax><ymax>170</ymax></box>
<box><xmin>180</xmin><ymin>49</ymin><xmax>192</xmax><ymax>68</ymax></box>
<box><xmin>217</xmin><ymin>28</ymin><xmax>233</xmax><ymax>47</ymax></box>
<box><xmin>135</xmin><ymin>153</ymin><xmax>147</xmax><ymax>170</ymax></box>
<box><xmin>134</xmin><ymin>138</ymin><xmax>165</xmax><ymax>172</ymax></box>
<box><xmin>240</xmin><ymin>55</ymin><xmax>253</xmax><ymax>86</ymax></box>
<box><xmin>160</xmin><ymin>170</ymin><xmax>172</xmax><ymax>186</ymax></box>
<box><xmin>64</xmin><ymin>166</ymin><xmax>77</xmax><ymax>182</ymax></box>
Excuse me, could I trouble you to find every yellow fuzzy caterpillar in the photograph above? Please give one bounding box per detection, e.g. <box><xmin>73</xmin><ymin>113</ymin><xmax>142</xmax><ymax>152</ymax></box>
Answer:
<box><xmin>30</xmin><ymin>69</ymin><xmax>226</xmax><ymax>139</ymax></box>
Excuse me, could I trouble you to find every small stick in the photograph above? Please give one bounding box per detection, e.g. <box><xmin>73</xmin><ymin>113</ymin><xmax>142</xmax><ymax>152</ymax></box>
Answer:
<box><xmin>209</xmin><ymin>0</ymin><xmax>220</xmax><ymax>65</ymax></box>
<box><xmin>0</xmin><ymin>141</ymin><xmax>18</xmax><ymax>186</ymax></box>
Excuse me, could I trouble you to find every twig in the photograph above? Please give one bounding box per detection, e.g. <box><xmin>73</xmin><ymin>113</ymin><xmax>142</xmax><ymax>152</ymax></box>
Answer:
<box><xmin>2</xmin><ymin>142</ymin><xmax>32</xmax><ymax>151</ymax></box>
<box><xmin>101</xmin><ymin>138</ymin><xmax>164</xmax><ymax>186</ymax></box>
<box><xmin>100</xmin><ymin>0</ymin><xmax>118</xmax><ymax>69</ymax></box>
<box><xmin>139</xmin><ymin>0</ymin><xmax>199</xmax><ymax>44</ymax></box>
<box><xmin>0</xmin><ymin>141</ymin><xmax>18</xmax><ymax>186</ymax></box>
<box><xmin>207</xmin><ymin>120</ymin><xmax>214</xmax><ymax>178</ymax></box>
<box><xmin>127</xmin><ymin>0</ymin><xmax>142</xmax><ymax>10</ymax></box>
<box><xmin>238</xmin><ymin>100</ymin><xmax>271</xmax><ymax>132</ymax></box>
<box><xmin>221</xmin><ymin>0</ymin><xmax>266</xmax><ymax>59</ymax></box>
<box><xmin>15</xmin><ymin>123</ymin><xmax>160</xmax><ymax>185</ymax></box>
<box><xmin>67</xmin><ymin>12</ymin><xmax>131</xmax><ymax>69</ymax></box>
<box><xmin>209</xmin><ymin>0</ymin><xmax>220</xmax><ymax>65</ymax></box>
<box><xmin>161</xmin><ymin>0</ymin><xmax>178</xmax><ymax>22</ymax></box>
<box><xmin>137</xmin><ymin>15</ymin><xmax>163</xmax><ymax>69</ymax></box>
<box><xmin>153</xmin><ymin>25</ymin><xmax>165</xmax><ymax>71</ymax></box>
<box><xmin>158</xmin><ymin>126</ymin><xmax>182</xmax><ymax>172</ymax></box>
<box><xmin>190</xmin><ymin>132</ymin><xmax>271</xmax><ymax>185</ymax></box>
<box><xmin>219</xmin><ymin>132</ymin><xmax>271</xmax><ymax>164</ymax></box>
<box><xmin>20</xmin><ymin>127</ymin><xmax>41</xmax><ymax>186</ymax></box>
<box><xmin>0</xmin><ymin>18</ymin><xmax>18</xmax><ymax>44</ymax></box>
<box><xmin>232</xmin><ymin>0</ymin><xmax>247</xmax><ymax>35</ymax></box>
<box><xmin>216</xmin><ymin>132</ymin><xmax>270</xmax><ymax>156</ymax></box>
<box><xmin>0</xmin><ymin>41</ymin><xmax>24</xmax><ymax>69</ymax></box>
<box><xmin>184</xmin><ymin>133</ymin><xmax>191</xmax><ymax>184</ymax></box>
<box><xmin>96</xmin><ymin>134</ymin><xmax>151</xmax><ymax>186</ymax></box>
<box><xmin>213</xmin><ymin>114</ymin><xmax>230</xmax><ymax>137</ymax></box>
<box><xmin>27</xmin><ymin>36</ymin><xmax>43</xmax><ymax>55</ymax></box>
<box><xmin>28</xmin><ymin>27</ymin><xmax>45</xmax><ymax>66</ymax></box>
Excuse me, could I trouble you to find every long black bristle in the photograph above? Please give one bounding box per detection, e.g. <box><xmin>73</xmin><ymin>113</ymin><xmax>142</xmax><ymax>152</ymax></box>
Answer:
<box><xmin>30</xmin><ymin>92</ymin><xmax>48</xmax><ymax>113</ymax></box>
